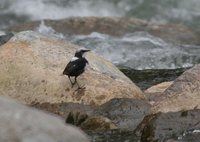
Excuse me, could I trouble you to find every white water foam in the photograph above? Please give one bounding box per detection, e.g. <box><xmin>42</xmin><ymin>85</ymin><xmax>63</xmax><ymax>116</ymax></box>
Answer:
<box><xmin>68</xmin><ymin>32</ymin><xmax>200</xmax><ymax>69</ymax></box>
<box><xmin>35</xmin><ymin>20</ymin><xmax>65</xmax><ymax>39</ymax></box>
<box><xmin>34</xmin><ymin>22</ymin><xmax>200</xmax><ymax>70</ymax></box>
<box><xmin>2</xmin><ymin>0</ymin><xmax>125</xmax><ymax>20</ymax></box>
<box><xmin>178</xmin><ymin>129</ymin><xmax>200</xmax><ymax>140</ymax></box>
<box><xmin>0</xmin><ymin>31</ymin><xmax>6</xmax><ymax>36</ymax></box>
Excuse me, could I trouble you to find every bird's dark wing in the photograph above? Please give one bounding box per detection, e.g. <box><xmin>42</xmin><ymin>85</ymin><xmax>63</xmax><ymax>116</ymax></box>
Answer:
<box><xmin>63</xmin><ymin>58</ymin><xmax>87</xmax><ymax>76</ymax></box>
<box><xmin>63</xmin><ymin>60</ymin><xmax>77</xmax><ymax>75</ymax></box>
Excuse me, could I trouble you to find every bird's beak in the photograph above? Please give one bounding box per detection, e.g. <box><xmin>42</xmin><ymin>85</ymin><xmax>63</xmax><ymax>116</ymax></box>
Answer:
<box><xmin>83</xmin><ymin>49</ymin><xmax>90</xmax><ymax>52</ymax></box>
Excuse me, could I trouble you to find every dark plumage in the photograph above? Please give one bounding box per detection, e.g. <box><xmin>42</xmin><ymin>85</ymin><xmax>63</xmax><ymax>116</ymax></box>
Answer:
<box><xmin>63</xmin><ymin>48</ymin><xmax>90</xmax><ymax>89</ymax></box>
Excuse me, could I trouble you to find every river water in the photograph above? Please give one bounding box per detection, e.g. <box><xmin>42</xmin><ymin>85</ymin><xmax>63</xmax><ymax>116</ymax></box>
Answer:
<box><xmin>1</xmin><ymin>0</ymin><xmax>200</xmax><ymax>70</ymax></box>
<box><xmin>1</xmin><ymin>0</ymin><xmax>200</xmax><ymax>30</ymax></box>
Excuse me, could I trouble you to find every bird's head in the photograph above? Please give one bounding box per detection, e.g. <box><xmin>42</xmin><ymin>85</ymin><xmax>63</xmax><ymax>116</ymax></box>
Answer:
<box><xmin>75</xmin><ymin>48</ymin><xmax>90</xmax><ymax>58</ymax></box>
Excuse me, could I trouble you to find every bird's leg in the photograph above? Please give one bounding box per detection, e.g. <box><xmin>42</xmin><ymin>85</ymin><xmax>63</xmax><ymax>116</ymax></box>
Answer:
<box><xmin>75</xmin><ymin>76</ymin><xmax>85</xmax><ymax>90</ymax></box>
<box><xmin>68</xmin><ymin>76</ymin><xmax>75</xmax><ymax>88</ymax></box>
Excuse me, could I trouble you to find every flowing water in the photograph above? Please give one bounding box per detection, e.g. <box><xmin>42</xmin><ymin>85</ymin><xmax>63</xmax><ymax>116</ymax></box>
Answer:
<box><xmin>1</xmin><ymin>0</ymin><xmax>200</xmax><ymax>30</ymax></box>
<box><xmin>67</xmin><ymin>32</ymin><xmax>200</xmax><ymax>70</ymax></box>
<box><xmin>1</xmin><ymin>0</ymin><xmax>200</xmax><ymax>141</ymax></box>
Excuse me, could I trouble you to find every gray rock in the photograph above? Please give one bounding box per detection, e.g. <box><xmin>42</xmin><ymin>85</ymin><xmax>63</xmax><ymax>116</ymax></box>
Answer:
<box><xmin>94</xmin><ymin>98</ymin><xmax>151</xmax><ymax>130</ymax></box>
<box><xmin>152</xmin><ymin>64</ymin><xmax>200</xmax><ymax>113</ymax></box>
<box><xmin>0</xmin><ymin>96</ymin><xmax>89</xmax><ymax>142</ymax></box>
<box><xmin>177</xmin><ymin>129</ymin><xmax>200</xmax><ymax>142</ymax></box>
<box><xmin>136</xmin><ymin>109</ymin><xmax>200</xmax><ymax>142</ymax></box>
<box><xmin>32</xmin><ymin>98</ymin><xmax>151</xmax><ymax>132</ymax></box>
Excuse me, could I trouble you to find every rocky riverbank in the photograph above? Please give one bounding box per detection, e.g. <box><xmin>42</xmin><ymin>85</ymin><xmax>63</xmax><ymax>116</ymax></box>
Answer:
<box><xmin>0</xmin><ymin>17</ymin><xmax>200</xmax><ymax>142</ymax></box>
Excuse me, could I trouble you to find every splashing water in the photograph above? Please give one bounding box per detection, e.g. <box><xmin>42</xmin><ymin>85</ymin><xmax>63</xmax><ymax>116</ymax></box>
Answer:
<box><xmin>35</xmin><ymin>22</ymin><xmax>200</xmax><ymax>70</ymax></box>
<box><xmin>1</xmin><ymin>0</ymin><xmax>200</xmax><ymax>30</ymax></box>
<box><xmin>68</xmin><ymin>32</ymin><xmax>200</xmax><ymax>70</ymax></box>
<box><xmin>0</xmin><ymin>0</ymin><xmax>125</xmax><ymax>20</ymax></box>
<box><xmin>36</xmin><ymin>21</ymin><xmax>65</xmax><ymax>39</ymax></box>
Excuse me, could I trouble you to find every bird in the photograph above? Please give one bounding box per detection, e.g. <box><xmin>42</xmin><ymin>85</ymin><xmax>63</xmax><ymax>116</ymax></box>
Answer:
<box><xmin>63</xmin><ymin>48</ymin><xmax>90</xmax><ymax>89</ymax></box>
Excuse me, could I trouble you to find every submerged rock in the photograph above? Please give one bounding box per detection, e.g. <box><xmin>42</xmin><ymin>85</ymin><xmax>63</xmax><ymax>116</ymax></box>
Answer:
<box><xmin>0</xmin><ymin>96</ymin><xmax>89</xmax><ymax>142</ymax></box>
<box><xmin>152</xmin><ymin>64</ymin><xmax>200</xmax><ymax>113</ymax></box>
<box><xmin>0</xmin><ymin>31</ymin><xmax>144</xmax><ymax>106</ymax></box>
<box><xmin>6</xmin><ymin>17</ymin><xmax>200</xmax><ymax>45</ymax></box>
<box><xmin>136</xmin><ymin>109</ymin><xmax>200</xmax><ymax>142</ymax></box>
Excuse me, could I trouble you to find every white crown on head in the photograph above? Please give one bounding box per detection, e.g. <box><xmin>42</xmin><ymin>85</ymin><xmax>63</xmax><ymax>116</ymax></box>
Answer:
<box><xmin>76</xmin><ymin>47</ymin><xmax>89</xmax><ymax>52</ymax></box>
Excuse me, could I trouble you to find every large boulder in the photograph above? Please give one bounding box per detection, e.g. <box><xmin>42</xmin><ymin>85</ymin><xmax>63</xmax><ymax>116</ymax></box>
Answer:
<box><xmin>6</xmin><ymin>17</ymin><xmax>200</xmax><ymax>45</ymax></box>
<box><xmin>0</xmin><ymin>96</ymin><xmax>89</xmax><ymax>142</ymax></box>
<box><xmin>0</xmin><ymin>31</ymin><xmax>144</xmax><ymax>106</ymax></box>
<box><xmin>152</xmin><ymin>65</ymin><xmax>200</xmax><ymax>113</ymax></box>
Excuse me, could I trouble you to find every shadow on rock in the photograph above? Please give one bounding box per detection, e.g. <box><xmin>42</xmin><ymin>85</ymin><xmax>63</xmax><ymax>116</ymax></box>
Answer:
<box><xmin>0</xmin><ymin>32</ymin><xmax>14</xmax><ymax>46</ymax></box>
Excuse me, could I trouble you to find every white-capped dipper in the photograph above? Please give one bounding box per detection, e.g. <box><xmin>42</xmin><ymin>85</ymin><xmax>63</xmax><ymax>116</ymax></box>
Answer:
<box><xmin>63</xmin><ymin>48</ymin><xmax>90</xmax><ymax>89</ymax></box>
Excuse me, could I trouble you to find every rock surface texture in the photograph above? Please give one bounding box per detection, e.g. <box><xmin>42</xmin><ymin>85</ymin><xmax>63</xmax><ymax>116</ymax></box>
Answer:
<box><xmin>0</xmin><ymin>96</ymin><xmax>89</xmax><ymax>142</ymax></box>
<box><xmin>137</xmin><ymin>109</ymin><xmax>200</xmax><ymax>142</ymax></box>
<box><xmin>145</xmin><ymin>81</ymin><xmax>173</xmax><ymax>94</ymax></box>
<box><xmin>94</xmin><ymin>98</ymin><xmax>151</xmax><ymax>130</ymax></box>
<box><xmin>145</xmin><ymin>81</ymin><xmax>173</xmax><ymax>104</ymax></box>
<box><xmin>65</xmin><ymin>98</ymin><xmax>151</xmax><ymax>131</ymax></box>
<box><xmin>152</xmin><ymin>65</ymin><xmax>200</xmax><ymax>113</ymax></box>
<box><xmin>0</xmin><ymin>31</ymin><xmax>144</xmax><ymax>106</ymax></box>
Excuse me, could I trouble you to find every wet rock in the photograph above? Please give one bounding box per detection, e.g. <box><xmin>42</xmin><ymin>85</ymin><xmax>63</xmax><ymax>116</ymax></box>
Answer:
<box><xmin>137</xmin><ymin>109</ymin><xmax>200</xmax><ymax>142</ymax></box>
<box><xmin>94</xmin><ymin>98</ymin><xmax>151</xmax><ymax>130</ymax></box>
<box><xmin>152</xmin><ymin>65</ymin><xmax>200</xmax><ymax>113</ymax></box>
<box><xmin>177</xmin><ymin>129</ymin><xmax>200</xmax><ymax>142</ymax></box>
<box><xmin>0</xmin><ymin>31</ymin><xmax>144</xmax><ymax>106</ymax></box>
<box><xmin>6</xmin><ymin>17</ymin><xmax>200</xmax><ymax>45</ymax></box>
<box><xmin>0</xmin><ymin>96</ymin><xmax>89</xmax><ymax>142</ymax></box>
<box><xmin>0</xmin><ymin>32</ymin><xmax>14</xmax><ymax>46</ymax></box>
<box><xmin>120</xmin><ymin>68</ymin><xmax>186</xmax><ymax>91</ymax></box>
